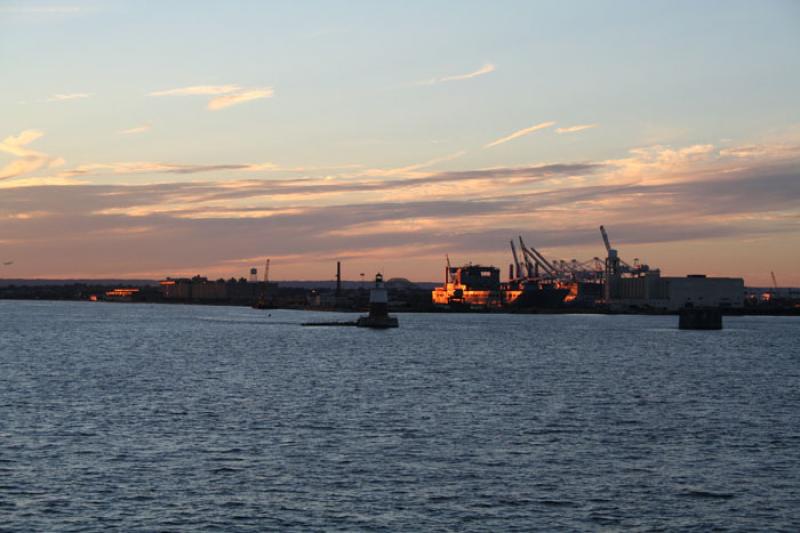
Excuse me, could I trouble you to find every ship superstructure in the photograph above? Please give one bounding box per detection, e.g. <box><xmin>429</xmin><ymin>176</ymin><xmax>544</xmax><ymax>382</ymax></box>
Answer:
<box><xmin>432</xmin><ymin>260</ymin><xmax>569</xmax><ymax>310</ymax></box>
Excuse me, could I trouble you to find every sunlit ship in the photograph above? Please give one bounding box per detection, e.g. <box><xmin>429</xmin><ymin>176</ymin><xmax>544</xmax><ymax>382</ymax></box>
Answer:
<box><xmin>432</xmin><ymin>264</ymin><xmax>569</xmax><ymax>310</ymax></box>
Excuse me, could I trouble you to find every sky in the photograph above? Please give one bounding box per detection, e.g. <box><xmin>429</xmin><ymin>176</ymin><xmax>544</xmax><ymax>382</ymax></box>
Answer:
<box><xmin>1</xmin><ymin>0</ymin><xmax>799</xmax><ymax>285</ymax></box>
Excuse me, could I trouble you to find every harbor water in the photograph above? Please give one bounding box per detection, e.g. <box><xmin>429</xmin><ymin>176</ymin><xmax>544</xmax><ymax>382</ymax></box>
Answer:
<box><xmin>1</xmin><ymin>301</ymin><xmax>798</xmax><ymax>530</ymax></box>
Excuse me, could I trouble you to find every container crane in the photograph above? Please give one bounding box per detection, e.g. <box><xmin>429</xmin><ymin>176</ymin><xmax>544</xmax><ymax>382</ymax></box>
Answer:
<box><xmin>509</xmin><ymin>240</ymin><xmax>522</xmax><ymax>280</ymax></box>
<box><xmin>519</xmin><ymin>236</ymin><xmax>558</xmax><ymax>278</ymax></box>
<box><xmin>599</xmin><ymin>225</ymin><xmax>613</xmax><ymax>254</ymax></box>
<box><xmin>253</xmin><ymin>258</ymin><xmax>273</xmax><ymax>309</ymax></box>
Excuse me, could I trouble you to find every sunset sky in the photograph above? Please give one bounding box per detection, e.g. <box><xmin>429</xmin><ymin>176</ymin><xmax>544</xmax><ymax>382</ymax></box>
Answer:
<box><xmin>1</xmin><ymin>1</ymin><xmax>799</xmax><ymax>285</ymax></box>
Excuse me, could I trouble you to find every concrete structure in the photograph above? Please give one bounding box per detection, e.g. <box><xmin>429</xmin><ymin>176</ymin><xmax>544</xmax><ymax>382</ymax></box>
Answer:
<box><xmin>665</xmin><ymin>275</ymin><xmax>744</xmax><ymax>310</ymax></box>
<box><xmin>608</xmin><ymin>272</ymin><xmax>744</xmax><ymax>310</ymax></box>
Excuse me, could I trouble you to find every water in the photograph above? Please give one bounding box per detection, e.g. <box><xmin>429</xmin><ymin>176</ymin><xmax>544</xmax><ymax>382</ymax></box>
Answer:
<box><xmin>1</xmin><ymin>301</ymin><xmax>798</xmax><ymax>531</ymax></box>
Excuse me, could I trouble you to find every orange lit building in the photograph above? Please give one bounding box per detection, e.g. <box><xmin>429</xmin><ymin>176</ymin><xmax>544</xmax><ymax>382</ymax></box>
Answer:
<box><xmin>104</xmin><ymin>288</ymin><xmax>140</xmax><ymax>301</ymax></box>
<box><xmin>432</xmin><ymin>264</ymin><xmax>569</xmax><ymax>310</ymax></box>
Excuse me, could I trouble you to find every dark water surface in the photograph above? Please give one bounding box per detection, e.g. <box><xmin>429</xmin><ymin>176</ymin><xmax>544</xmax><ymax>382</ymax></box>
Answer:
<box><xmin>1</xmin><ymin>301</ymin><xmax>798</xmax><ymax>531</ymax></box>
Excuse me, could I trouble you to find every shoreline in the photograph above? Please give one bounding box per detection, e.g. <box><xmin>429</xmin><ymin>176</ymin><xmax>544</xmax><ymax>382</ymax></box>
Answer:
<box><xmin>1</xmin><ymin>296</ymin><xmax>797</xmax><ymax>317</ymax></box>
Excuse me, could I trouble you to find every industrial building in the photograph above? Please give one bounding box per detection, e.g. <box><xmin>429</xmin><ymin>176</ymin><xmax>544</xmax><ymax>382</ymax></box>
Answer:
<box><xmin>160</xmin><ymin>275</ymin><xmax>278</xmax><ymax>304</ymax></box>
<box><xmin>606</xmin><ymin>272</ymin><xmax>744</xmax><ymax>310</ymax></box>
<box><xmin>599</xmin><ymin>226</ymin><xmax>744</xmax><ymax>310</ymax></box>
<box><xmin>433</xmin><ymin>226</ymin><xmax>746</xmax><ymax>311</ymax></box>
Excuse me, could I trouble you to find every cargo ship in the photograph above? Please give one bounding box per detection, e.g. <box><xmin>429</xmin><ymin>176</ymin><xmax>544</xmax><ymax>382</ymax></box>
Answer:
<box><xmin>432</xmin><ymin>264</ymin><xmax>569</xmax><ymax>310</ymax></box>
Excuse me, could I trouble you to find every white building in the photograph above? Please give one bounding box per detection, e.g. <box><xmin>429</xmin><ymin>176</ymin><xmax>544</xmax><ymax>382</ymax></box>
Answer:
<box><xmin>609</xmin><ymin>272</ymin><xmax>745</xmax><ymax>310</ymax></box>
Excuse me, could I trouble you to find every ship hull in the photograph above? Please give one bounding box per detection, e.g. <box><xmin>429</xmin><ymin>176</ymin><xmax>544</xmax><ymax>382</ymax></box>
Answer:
<box><xmin>507</xmin><ymin>286</ymin><xmax>569</xmax><ymax>308</ymax></box>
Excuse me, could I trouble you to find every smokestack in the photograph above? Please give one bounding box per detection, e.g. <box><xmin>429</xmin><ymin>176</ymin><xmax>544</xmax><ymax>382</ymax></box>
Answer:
<box><xmin>336</xmin><ymin>261</ymin><xmax>341</xmax><ymax>296</ymax></box>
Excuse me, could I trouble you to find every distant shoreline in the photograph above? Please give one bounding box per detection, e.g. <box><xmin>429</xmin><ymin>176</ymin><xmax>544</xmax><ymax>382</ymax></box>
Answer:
<box><xmin>1</xmin><ymin>296</ymin><xmax>797</xmax><ymax>317</ymax></box>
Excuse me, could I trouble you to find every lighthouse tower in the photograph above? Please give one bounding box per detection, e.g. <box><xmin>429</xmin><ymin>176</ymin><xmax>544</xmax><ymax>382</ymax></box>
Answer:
<box><xmin>356</xmin><ymin>273</ymin><xmax>399</xmax><ymax>328</ymax></box>
<box><xmin>368</xmin><ymin>273</ymin><xmax>388</xmax><ymax>317</ymax></box>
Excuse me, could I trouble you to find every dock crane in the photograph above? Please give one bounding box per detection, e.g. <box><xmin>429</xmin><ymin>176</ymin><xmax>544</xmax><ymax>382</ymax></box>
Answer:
<box><xmin>509</xmin><ymin>240</ymin><xmax>522</xmax><ymax>280</ymax></box>
<box><xmin>771</xmin><ymin>271</ymin><xmax>778</xmax><ymax>291</ymax></box>
<box><xmin>253</xmin><ymin>258</ymin><xmax>272</xmax><ymax>309</ymax></box>
<box><xmin>599</xmin><ymin>225</ymin><xmax>651</xmax><ymax>273</ymax></box>
<box><xmin>600</xmin><ymin>225</ymin><xmax>612</xmax><ymax>255</ymax></box>
<box><xmin>518</xmin><ymin>236</ymin><xmax>558</xmax><ymax>278</ymax></box>
<box><xmin>446</xmin><ymin>254</ymin><xmax>453</xmax><ymax>283</ymax></box>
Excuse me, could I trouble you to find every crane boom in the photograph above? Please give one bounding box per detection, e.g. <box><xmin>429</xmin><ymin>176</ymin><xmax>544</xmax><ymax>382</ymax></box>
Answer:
<box><xmin>771</xmin><ymin>271</ymin><xmax>778</xmax><ymax>290</ymax></box>
<box><xmin>519</xmin><ymin>236</ymin><xmax>558</xmax><ymax>276</ymax></box>
<box><xmin>509</xmin><ymin>240</ymin><xmax>522</xmax><ymax>280</ymax></box>
<box><xmin>518</xmin><ymin>237</ymin><xmax>557</xmax><ymax>277</ymax></box>
<box><xmin>529</xmin><ymin>244</ymin><xmax>558</xmax><ymax>275</ymax></box>
<box><xmin>599</xmin><ymin>225</ymin><xmax>612</xmax><ymax>253</ymax></box>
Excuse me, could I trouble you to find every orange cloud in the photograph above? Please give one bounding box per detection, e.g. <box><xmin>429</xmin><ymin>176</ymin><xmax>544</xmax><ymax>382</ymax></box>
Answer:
<box><xmin>148</xmin><ymin>84</ymin><xmax>274</xmax><ymax>110</ymax></box>
<box><xmin>0</xmin><ymin>129</ymin><xmax>63</xmax><ymax>181</ymax></box>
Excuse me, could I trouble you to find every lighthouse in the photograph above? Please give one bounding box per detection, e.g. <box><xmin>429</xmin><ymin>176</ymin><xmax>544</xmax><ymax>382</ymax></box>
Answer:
<box><xmin>356</xmin><ymin>273</ymin><xmax>399</xmax><ymax>328</ymax></box>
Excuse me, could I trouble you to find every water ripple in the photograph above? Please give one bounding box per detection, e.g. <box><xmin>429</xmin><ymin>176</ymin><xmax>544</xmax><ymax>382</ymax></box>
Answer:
<box><xmin>1</xmin><ymin>302</ymin><xmax>798</xmax><ymax>530</ymax></box>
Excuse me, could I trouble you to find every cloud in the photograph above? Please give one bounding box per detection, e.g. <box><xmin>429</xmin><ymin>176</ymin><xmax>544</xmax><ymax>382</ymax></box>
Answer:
<box><xmin>40</xmin><ymin>160</ymin><xmax>362</xmax><ymax>182</ymax></box>
<box><xmin>0</xmin><ymin>157</ymin><xmax>49</xmax><ymax>181</ymax></box>
<box><xmin>368</xmin><ymin>151</ymin><xmax>467</xmax><ymax>177</ymax></box>
<box><xmin>0</xmin><ymin>129</ymin><xmax>62</xmax><ymax>181</ymax></box>
<box><xmin>3</xmin><ymin>136</ymin><xmax>798</xmax><ymax>281</ymax></box>
<box><xmin>47</xmin><ymin>93</ymin><xmax>91</xmax><ymax>101</ymax></box>
<box><xmin>148</xmin><ymin>85</ymin><xmax>242</xmax><ymax>96</ymax></box>
<box><xmin>207</xmin><ymin>88</ymin><xmax>274</xmax><ymax>110</ymax></box>
<box><xmin>0</xmin><ymin>130</ymin><xmax>45</xmax><ymax>157</ymax></box>
<box><xmin>57</xmin><ymin>162</ymin><xmax>253</xmax><ymax>178</ymax></box>
<box><xmin>149</xmin><ymin>84</ymin><xmax>273</xmax><ymax>110</ymax></box>
<box><xmin>1</xmin><ymin>156</ymin><xmax>797</xmax><ymax>279</ymax></box>
<box><xmin>118</xmin><ymin>125</ymin><xmax>151</xmax><ymax>135</ymax></box>
<box><xmin>417</xmin><ymin>63</ymin><xmax>496</xmax><ymax>85</ymax></box>
<box><xmin>484</xmin><ymin>121</ymin><xmax>556</xmax><ymax>148</ymax></box>
<box><xmin>608</xmin><ymin>143</ymin><xmax>720</xmax><ymax>183</ymax></box>
<box><xmin>556</xmin><ymin>124</ymin><xmax>597</xmax><ymax>134</ymax></box>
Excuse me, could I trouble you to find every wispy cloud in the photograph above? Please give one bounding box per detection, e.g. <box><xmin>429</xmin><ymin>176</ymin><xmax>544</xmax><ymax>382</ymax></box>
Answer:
<box><xmin>367</xmin><ymin>151</ymin><xmax>467</xmax><ymax>178</ymax></box>
<box><xmin>208</xmin><ymin>88</ymin><xmax>274</xmax><ymax>110</ymax></box>
<box><xmin>484</xmin><ymin>121</ymin><xmax>556</xmax><ymax>148</ymax></box>
<box><xmin>417</xmin><ymin>63</ymin><xmax>495</xmax><ymax>85</ymax></box>
<box><xmin>46</xmin><ymin>93</ymin><xmax>91</xmax><ymax>102</ymax></box>
<box><xmin>118</xmin><ymin>125</ymin><xmax>151</xmax><ymax>135</ymax></box>
<box><xmin>57</xmin><ymin>162</ymin><xmax>253</xmax><ymax>178</ymax></box>
<box><xmin>0</xmin><ymin>130</ymin><xmax>45</xmax><ymax>157</ymax></box>
<box><xmin>149</xmin><ymin>84</ymin><xmax>274</xmax><ymax>110</ymax></box>
<box><xmin>0</xmin><ymin>130</ymin><xmax>64</xmax><ymax>181</ymax></box>
<box><xmin>148</xmin><ymin>85</ymin><xmax>242</xmax><ymax>97</ymax></box>
<box><xmin>556</xmin><ymin>124</ymin><xmax>597</xmax><ymax>134</ymax></box>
